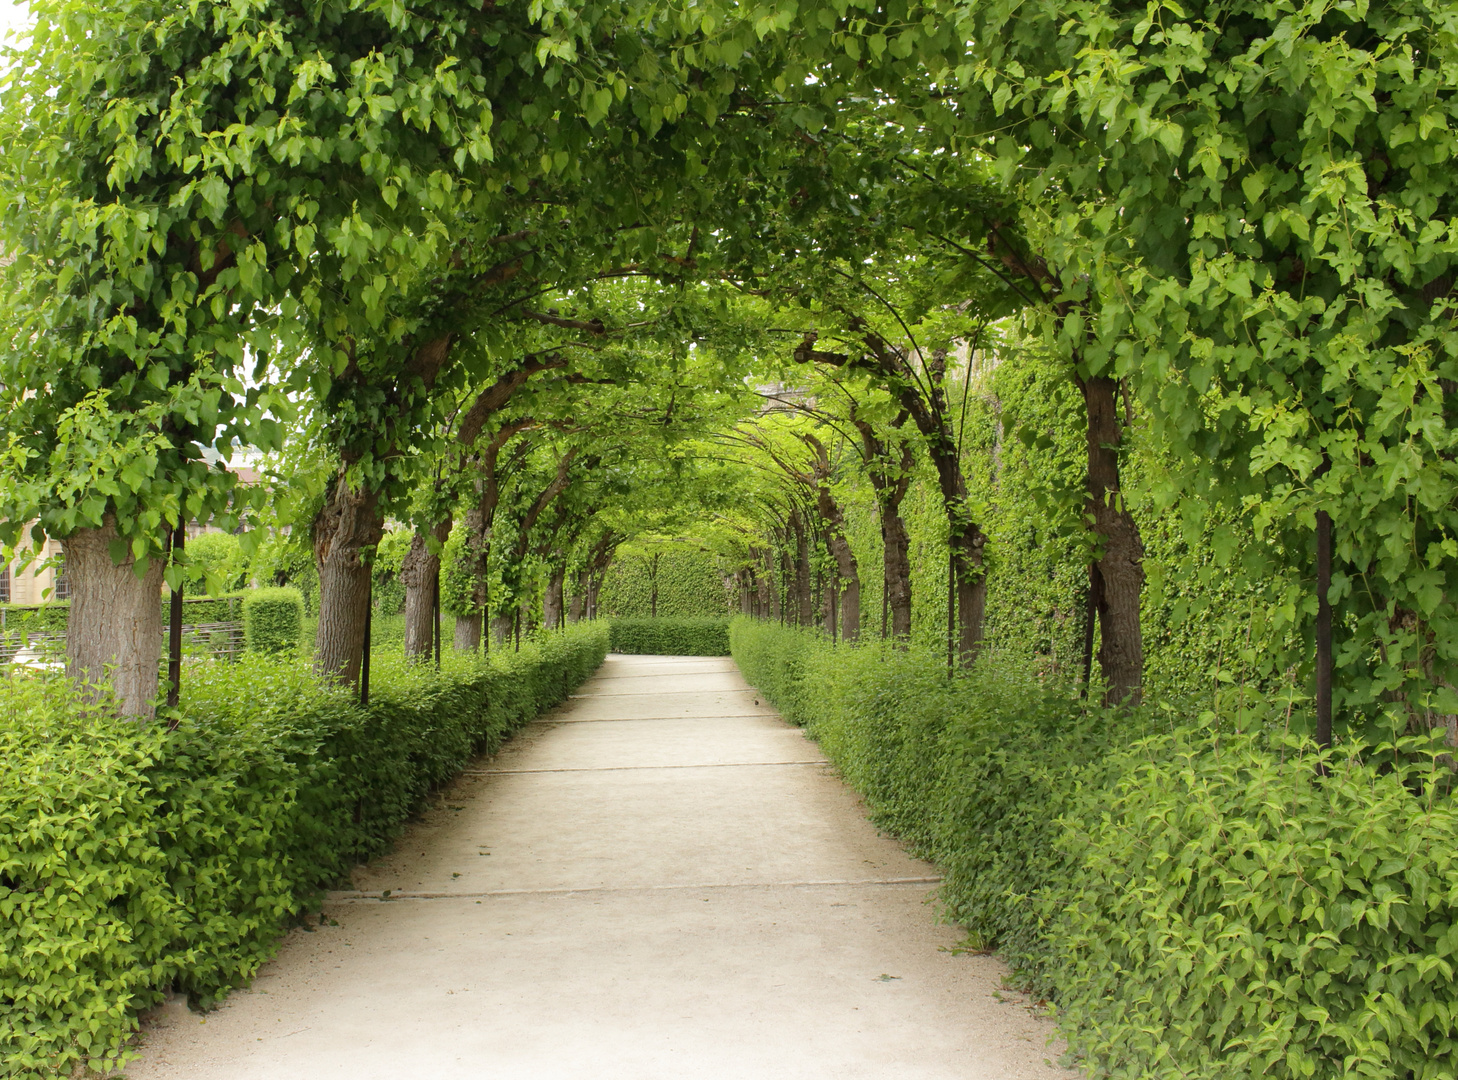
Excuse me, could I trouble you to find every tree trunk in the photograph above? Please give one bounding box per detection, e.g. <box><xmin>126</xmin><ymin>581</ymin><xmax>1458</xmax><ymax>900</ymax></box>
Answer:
<box><xmin>61</xmin><ymin>520</ymin><xmax>167</xmax><ymax>718</ymax></box>
<box><xmin>883</xmin><ymin>513</ymin><xmax>912</xmax><ymax>641</ymax></box>
<box><xmin>543</xmin><ymin>566</ymin><xmax>565</xmax><ymax>630</ymax></box>
<box><xmin>763</xmin><ymin>546</ymin><xmax>778</xmax><ymax>620</ymax></box>
<box><xmin>820</xmin><ymin>563</ymin><xmax>834</xmax><ymax>635</ymax></box>
<box><xmin>853</xmin><ymin>419</ymin><xmax>914</xmax><ymax>643</ymax></box>
<box><xmin>814</xmin><ymin>493</ymin><xmax>860</xmax><ymax>643</ymax></box>
<box><xmin>824</xmin><ymin>331</ymin><xmax>987</xmax><ymax>660</ymax></box>
<box><xmin>402</xmin><ymin>516</ymin><xmax>452</xmax><ymax>659</ymax></box>
<box><xmin>569</xmin><ymin>576</ymin><xmax>585</xmax><ymax>623</ymax></box>
<box><xmin>454</xmin><ymin>614</ymin><xmax>481</xmax><ymax>652</ymax></box>
<box><xmin>779</xmin><ymin>544</ymin><xmax>792</xmax><ymax>625</ymax></box>
<box><xmin>1083</xmin><ymin>376</ymin><xmax>1144</xmax><ymax>706</ymax></box>
<box><xmin>491</xmin><ymin>613</ymin><xmax>513</xmax><ymax>645</ymax></box>
<box><xmin>313</xmin><ymin>477</ymin><xmax>385</xmax><ymax>685</ymax></box>
<box><xmin>792</xmin><ymin>510</ymin><xmax>813</xmax><ymax>627</ymax></box>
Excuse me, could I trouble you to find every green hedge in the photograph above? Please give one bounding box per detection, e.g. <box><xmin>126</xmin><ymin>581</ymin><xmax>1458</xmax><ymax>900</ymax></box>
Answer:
<box><xmin>609</xmin><ymin>617</ymin><xmax>729</xmax><ymax>656</ymax></box>
<box><xmin>0</xmin><ymin>621</ymin><xmax>608</xmax><ymax>1077</ymax></box>
<box><xmin>243</xmin><ymin>587</ymin><xmax>304</xmax><ymax>654</ymax></box>
<box><xmin>729</xmin><ymin>617</ymin><xmax>1458</xmax><ymax>1080</ymax></box>
<box><xmin>598</xmin><ymin>548</ymin><xmax>731</xmax><ymax>618</ymax></box>
<box><xmin>2</xmin><ymin>594</ymin><xmax>247</xmax><ymax>634</ymax></box>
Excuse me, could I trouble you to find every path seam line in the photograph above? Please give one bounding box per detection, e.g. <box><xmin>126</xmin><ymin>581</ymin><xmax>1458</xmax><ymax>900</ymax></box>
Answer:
<box><xmin>543</xmin><ymin>713</ymin><xmax>777</xmax><ymax>724</ymax></box>
<box><xmin>460</xmin><ymin>760</ymin><xmax>826</xmax><ymax>776</ymax></box>
<box><xmin>568</xmin><ymin>690</ymin><xmax>758</xmax><ymax>699</ymax></box>
<box><xmin>329</xmin><ymin>876</ymin><xmax>943</xmax><ymax>902</ymax></box>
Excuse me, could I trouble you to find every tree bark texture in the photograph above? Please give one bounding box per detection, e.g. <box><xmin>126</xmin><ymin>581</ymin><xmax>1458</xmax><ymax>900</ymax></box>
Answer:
<box><xmin>543</xmin><ymin>566</ymin><xmax>565</xmax><ymax>630</ymax></box>
<box><xmin>816</xmin><ymin>498</ymin><xmax>860</xmax><ymax>643</ymax></box>
<box><xmin>791</xmin><ymin>510</ymin><xmax>813</xmax><ymax>627</ymax></box>
<box><xmin>458</xmin><ymin>420</ymin><xmax>533</xmax><ymax>653</ymax></box>
<box><xmin>313</xmin><ymin>477</ymin><xmax>385</xmax><ymax>685</ymax></box>
<box><xmin>777</xmin><ymin>541</ymin><xmax>792</xmax><ymax>624</ymax></box>
<box><xmin>402</xmin><ymin>516</ymin><xmax>452</xmax><ymax>659</ymax></box>
<box><xmin>62</xmin><ymin>519</ymin><xmax>167</xmax><ymax>718</ymax></box>
<box><xmin>769</xmin><ymin>542</ymin><xmax>781</xmax><ymax>617</ymax></box>
<box><xmin>854</xmin><ymin>416</ymin><xmax>913</xmax><ymax>642</ymax></box>
<box><xmin>454</xmin><ymin>614</ymin><xmax>482</xmax><ymax>652</ymax></box>
<box><xmin>1083</xmin><ymin>375</ymin><xmax>1144</xmax><ymax>706</ymax></box>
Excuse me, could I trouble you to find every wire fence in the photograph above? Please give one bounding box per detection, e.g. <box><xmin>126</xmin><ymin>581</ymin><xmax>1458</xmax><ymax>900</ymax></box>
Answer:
<box><xmin>1</xmin><ymin>621</ymin><xmax>245</xmax><ymax>668</ymax></box>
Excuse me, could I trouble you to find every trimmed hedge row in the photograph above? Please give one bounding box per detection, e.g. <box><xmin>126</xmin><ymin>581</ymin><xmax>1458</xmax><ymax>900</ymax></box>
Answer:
<box><xmin>609</xmin><ymin>617</ymin><xmax>730</xmax><ymax>656</ymax></box>
<box><xmin>242</xmin><ymin>587</ymin><xmax>304</xmax><ymax>654</ymax></box>
<box><xmin>729</xmin><ymin>617</ymin><xmax>1458</xmax><ymax>1080</ymax></box>
<box><xmin>597</xmin><ymin>548</ymin><xmax>731</xmax><ymax>618</ymax></box>
<box><xmin>1</xmin><ymin>594</ymin><xmax>249</xmax><ymax>632</ymax></box>
<box><xmin>0</xmin><ymin>622</ymin><xmax>609</xmax><ymax>1077</ymax></box>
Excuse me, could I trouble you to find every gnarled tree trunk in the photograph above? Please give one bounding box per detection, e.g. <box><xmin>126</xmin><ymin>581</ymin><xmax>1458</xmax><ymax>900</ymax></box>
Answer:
<box><xmin>543</xmin><ymin>565</ymin><xmax>565</xmax><ymax>630</ymax></box>
<box><xmin>569</xmin><ymin>574</ymin><xmax>586</xmax><ymax>622</ymax></box>
<box><xmin>1083</xmin><ymin>375</ymin><xmax>1144</xmax><ymax>705</ymax></box>
<box><xmin>854</xmin><ymin>415</ymin><xmax>914</xmax><ymax>642</ymax></box>
<box><xmin>313</xmin><ymin>477</ymin><xmax>384</xmax><ymax>685</ymax></box>
<box><xmin>402</xmin><ymin>516</ymin><xmax>452</xmax><ymax>659</ymax></box>
<box><xmin>883</xmin><ymin>515</ymin><xmax>912</xmax><ymax>640</ymax></box>
<box><xmin>814</xmin><ymin>490</ymin><xmax>860</xmax><ymax>643</ymax></box>
<box><xmin>62</xmin><ymin>519</ymin><xmax>167</xmax><ymax>718</ymax></box>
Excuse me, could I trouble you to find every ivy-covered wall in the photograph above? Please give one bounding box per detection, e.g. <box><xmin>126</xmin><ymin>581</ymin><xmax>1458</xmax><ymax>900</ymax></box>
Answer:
<box><xmin>597</xmin><ymin>547</ymin><xmax>733</xmax><ymax>618</ymax></box>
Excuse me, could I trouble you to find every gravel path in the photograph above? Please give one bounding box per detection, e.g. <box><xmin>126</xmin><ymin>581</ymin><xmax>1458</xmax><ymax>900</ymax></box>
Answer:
<box><xmin>126</xmin><ymin>653</ymin><xmax>1075</xmax><ymax>1080</ymax></box>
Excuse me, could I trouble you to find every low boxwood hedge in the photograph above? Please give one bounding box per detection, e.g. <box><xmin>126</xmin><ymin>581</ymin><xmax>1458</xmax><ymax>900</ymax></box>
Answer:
<box><xmin>729</xmin><ymin>616</ymin><xmax>1458</xmax><ymax>1080</ymax></box>
<box><xmin>0</xmin><ymin>621</ymin><xmax>608</xmax><ymax>1077</ymax></box>
<box><xmin>608</xmin><ymin>617</ymin><xmax>730</xmax><ymax>656</ymax></box>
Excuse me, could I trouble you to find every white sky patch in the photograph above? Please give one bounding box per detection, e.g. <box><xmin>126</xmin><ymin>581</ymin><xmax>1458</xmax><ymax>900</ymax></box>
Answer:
<box><xmin>0</xmin><ymin>0</ymin><xmax>30</xmax><ymax>44</ymax></box>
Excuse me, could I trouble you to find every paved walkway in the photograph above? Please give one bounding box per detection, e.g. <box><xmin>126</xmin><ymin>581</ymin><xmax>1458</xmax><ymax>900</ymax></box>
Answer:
<box><xmin>129</xmin><ymin>654</ymin><xmax>1074</xmax><ymax>1080</ymax></box>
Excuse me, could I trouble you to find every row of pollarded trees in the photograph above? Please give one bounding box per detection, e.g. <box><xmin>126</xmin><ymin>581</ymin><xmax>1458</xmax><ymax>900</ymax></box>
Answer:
<box><xmin>2</xmin><ymin>0</ymin><xmax>1454</xmax><ymax>738</ymax></box>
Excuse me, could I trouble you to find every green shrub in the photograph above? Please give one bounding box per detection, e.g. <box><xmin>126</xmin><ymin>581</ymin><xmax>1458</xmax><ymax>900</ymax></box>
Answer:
<box><xmin>610</xmin><ymin>617</ymin><xmax>729</xmax><ymax>656</ymax></box>
<box><xmin>1057</xmin><ymin>730</ymin><xmax>1458</xmax><ymax>1080</ymax></box>
<box><xmin>0</xmin><ymin>621</ymin><xmax>609</xmax><ymax>1077</ymax></box>
<box><xmin>184</xmin><ymin>532</ymin><xmax>249</xmax><ymax>593</ymax></box>
<box><xmin>243</xmin><ymin>587</ymin><xmax>304</xmax><ymax>654</ymax></box>
<box><xmin>729</xmin><ymin>616</ymin><xmax>1458</xmax><ymax>1080</ymax></box>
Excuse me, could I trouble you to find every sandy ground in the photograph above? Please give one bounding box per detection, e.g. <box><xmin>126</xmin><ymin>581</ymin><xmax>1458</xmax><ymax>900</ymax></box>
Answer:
<box><xmin>123</xmin><ymin>653</ymin><xmax>1076</xmax><ymax>1080</ymax></box>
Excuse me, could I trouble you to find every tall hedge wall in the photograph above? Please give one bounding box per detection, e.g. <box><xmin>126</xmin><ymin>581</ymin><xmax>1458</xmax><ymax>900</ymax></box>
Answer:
<box><xmin>608</xmin><ymin>617</ymin><xmax>730</xmax><ymax>656</ymax></box>
<box><xmin>730</xmin><ymin>618</ymin><xmax>1458</xmax><ymax>1080</ymax></box>
<box><xmin>597</xmin><ymin>548</ymin><xmax>731</xmax><ymax>618</ymax></box>
<box><xmin>0</xmin><ymin>622</ymin><xmax>608</xmax><ymax>1077</ymax></box>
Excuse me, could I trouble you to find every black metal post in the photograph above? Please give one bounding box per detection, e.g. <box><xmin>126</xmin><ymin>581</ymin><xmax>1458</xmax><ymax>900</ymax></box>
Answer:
<box><xmin>1316</xmin><ymin>509</ymin><xmax>1333</xmax><ymax>749</ymax></box>
<box><xmin>1081</xmin><ymin>570</ymin><xmax>1096</xmax><ymax>700</ymax></box>
<box><xmin>167</xmin><ymin>522</ymin><xmax>184</xmax><ymax>714</ymax></box>
<box><xmin>433</xmin><ymin>569</ymin><xmax>441</xmax><ymax>669</ymax></box>
<box><xmin>360</xmin><ymin>582</ymin><xmax>372</xmax><ymax>706</ymax></box>
<box><xmin>947</xmin><ymin>548</ymin><xmax>955</xmax><ymax>677</ymax></box>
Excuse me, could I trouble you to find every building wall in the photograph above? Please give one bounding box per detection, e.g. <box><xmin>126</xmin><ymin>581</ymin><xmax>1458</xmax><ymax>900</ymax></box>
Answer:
<box><xmin>4</xmin><ymin>536</ymin><xmax>67</xmax><ymax>605</ymax></box>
